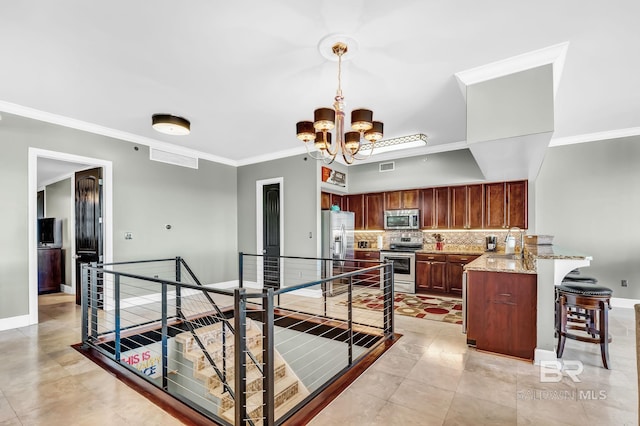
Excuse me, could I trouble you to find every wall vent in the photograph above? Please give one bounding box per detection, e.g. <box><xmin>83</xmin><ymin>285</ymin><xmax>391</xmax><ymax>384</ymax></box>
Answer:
<box><xmin>379</xmin><ymin>161</ymin><xmax>395</xmax><ymax>172</ymax></box>
<box><xmin>150</xmin><ymin>147</ymin><xmax>199</xmax><ymax>169</ymax></box>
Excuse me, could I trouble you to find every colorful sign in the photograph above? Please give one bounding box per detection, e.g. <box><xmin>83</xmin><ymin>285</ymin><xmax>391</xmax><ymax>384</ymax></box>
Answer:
<box><xmin>121</xmin><ymin>342</ymin><xmax>163</xmax><ymax>379</ymax></box>
<box><xmin>321</xmin><ymin>166</ymin><xmax>346</xmax><ymax>187</ymax></box>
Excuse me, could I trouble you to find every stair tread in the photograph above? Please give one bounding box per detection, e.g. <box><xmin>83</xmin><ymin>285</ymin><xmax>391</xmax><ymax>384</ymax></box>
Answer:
<box><xmin>219</xmin><ymin>373</ymin><xmax>309</xmax><ymax>423</ymax></box>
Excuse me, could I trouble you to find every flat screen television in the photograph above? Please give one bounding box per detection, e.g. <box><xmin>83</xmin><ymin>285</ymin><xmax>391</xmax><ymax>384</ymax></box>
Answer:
<box><xmin>38</xmin><ymin>217</ymin><xmax>61</xmax><ymax>247</ymax></box>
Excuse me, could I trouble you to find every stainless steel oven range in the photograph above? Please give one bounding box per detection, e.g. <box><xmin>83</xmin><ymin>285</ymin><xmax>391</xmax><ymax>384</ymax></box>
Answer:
<box><xmin>379</xmin><ymin>236</ymin><xmax>423</xmax><ymax>293</ymax></box>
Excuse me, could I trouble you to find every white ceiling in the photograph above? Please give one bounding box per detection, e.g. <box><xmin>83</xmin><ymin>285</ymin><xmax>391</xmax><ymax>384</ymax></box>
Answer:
<box><xmin>1</xmin><ymin>1</ymin><xmax>639</xmax><ymax>170</ymax></box>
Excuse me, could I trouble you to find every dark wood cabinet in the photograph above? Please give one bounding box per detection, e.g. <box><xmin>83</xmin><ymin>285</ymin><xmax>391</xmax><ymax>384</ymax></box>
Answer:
<box><xmin>419</xmin><ymin>188</ymin><xmax>434</xmax><ymax>229</ymax></box>
<box><xmin>365</xmin><ymin>192</ymin><xmax>385</xmax><ymax>230</ymax></box>
<box><xmin>325</xmin><ymin>180</ymin><xmax>526</xmax><ymax>231</ymax></box>
<box><xmin>38</xmin><ymin>247</ymin><xmax>62</xmax><ymax>294</ymax></box>
<box><xmin>321</xmin><ymin>191</ymin><xmax>346</xmax><ymax>211</ymax></box>
<box><xmin>385</xmin><ymin>189</ymin><xmax>420</xmax><ymax>210</ymax></box>
<box><xmin>450</xmin><ymin>184</ymin><xmax>484</xmax><ymax>229</ymax></box>
<box><xmin>354</xmin><ymin>250</ymin><xmax>380</xmax><ymax>287</ymax></box>
<box><xmin>446</xmin><ymin>254</ymin><xmax>479</xmax><ymax>296</ymax></box>
<box><xmin>434</xmin><ymin>187</ymin><xmax>449</xmax><ymax>229</ymax></box>
<box><xmin>321</xmin><ymin>192</ymin><xmax>331</xmax><ymax>210</ymax></box>
<box><xmin>416</xmin><ymin>253</ymin><xmax>447</xmax><ymax>293</ymax></box>
<box><xmin>484</xmin><ymin>180</ymin><xmax>527</xmax><ymax>229</ymax></box>
<box><xmin>420</xmin><ymin>187</ymin><xmax>449</xmax><ymax>229</ymax></box>
<box><xmin>506</xmin><ymin>180</ymin><xmax>527</xmax><ymax>229</ymax></box>
<box><xmin>346</xmin><ymin>194</ymin><xmax>365</xmax><ymax>230</ymax></box>
<box><xmin>466</xmin><ymin>270</ymin><xmax>537</xmax><ymax>360</ymax></box>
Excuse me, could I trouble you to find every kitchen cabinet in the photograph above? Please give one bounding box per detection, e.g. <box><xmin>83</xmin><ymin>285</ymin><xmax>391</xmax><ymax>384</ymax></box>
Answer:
<box><xmin>484</xmin><ymin>180</ymin><xmax>527</xmax><ymax>229</ymax></box>
<box><xmin>420</xmin><ymin>187</ymin><xmax>449</xmax><ymax>229</ymax></box>
<box><xmin>321</xmin><ymin>191</ymin><xmax>345</xmax><ymax>211</ymax></box>
<box><xmin>364</xmin><ymin>192</ymin><xmax>385</xmax><ymax>230</ymax></box>
<box><xmin>416</xmin><ymin>253</ymin><xmax>447</xmax><ymax>293</ymax></box>
<box><xmin>384</xmin><ymin>189</ymin><xmax>420</xmax><ymax>210</ymax></box>
<box><xmin>466</xmin><ymin>270</ymin><xmax>537</xmax><ymax>360</ymax></box>
<box><xmin>346</xmin><ymin>194</ymin><xmax>365</xmax><ymax>230</ymax></box>
<box><xmin>446</xmin><ymin>254</ymin><xmax>479</xmax><ymax>295</ymax></box>
<box><xmin>354</xmin><ymin>250</ymin><xmax>380</xmax><ymax>287</ymax></box>
<box><xmin>450</xmin><ymin>185</ymin><xmax>484</xmax><ymax>229</ymax></box>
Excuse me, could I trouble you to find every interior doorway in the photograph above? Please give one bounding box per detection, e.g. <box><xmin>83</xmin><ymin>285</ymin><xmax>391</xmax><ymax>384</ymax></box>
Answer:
<box><xmin>29</xmin><ymin>148</ymin><xmax>113</xmax><ymax>325</ymax></box>
<box><xmin>256</xmin><ymin>177</ymin><xmax>284</xmax><ymax>288</ymax></box>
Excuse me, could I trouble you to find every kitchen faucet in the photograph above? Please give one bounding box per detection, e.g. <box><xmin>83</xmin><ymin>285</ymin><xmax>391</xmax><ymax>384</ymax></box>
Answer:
<box><xmin>505</xmin><ymin>227</ymin><xmax>524</xmax><ymax>258</ymax></box>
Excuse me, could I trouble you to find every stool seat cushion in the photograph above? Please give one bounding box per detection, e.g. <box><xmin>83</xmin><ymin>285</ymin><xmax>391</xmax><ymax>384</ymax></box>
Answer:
<box><xmin>557</xmin><ymin>283</ymin><xmax>612</xmax><ymax>296</ymax></box>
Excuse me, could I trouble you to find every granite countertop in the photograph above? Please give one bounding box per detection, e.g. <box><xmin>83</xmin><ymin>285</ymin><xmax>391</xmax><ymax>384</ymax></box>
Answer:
<box><xmin>354</xmin><ymin>247</ymin><xmax>383</xmax><ymax>252</ymax></box>
<box><xmin>464</xmin><ymin>254</ymin><xmax>537</xmax><ymax>274</ymax></box>
<box><xmin>464</xmin><ymin>245</ymin><xmax>592</xmax><ymax>274</ymax></box>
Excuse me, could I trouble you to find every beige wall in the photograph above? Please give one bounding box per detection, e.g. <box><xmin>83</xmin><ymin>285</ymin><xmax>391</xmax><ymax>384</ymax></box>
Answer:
<box><xmin>536</xmin><ymin>136</ymin><xmax>640</xmax><ymax>299</ymax></box>
<box><xmin>0</xmin><ymin>113</ymin><xmax>238</xmax><ymax>321</ymax></box>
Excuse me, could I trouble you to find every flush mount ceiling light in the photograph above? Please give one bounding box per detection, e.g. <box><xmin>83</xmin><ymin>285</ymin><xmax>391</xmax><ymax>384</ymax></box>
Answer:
<box><xmin>358</xmin><ymin>134</ymin><xmax>428</xmax><ymax>156</ymax></box>
<box><xmin>296</xmin><ymin>35</ymin><xmax>384</xmax><ymax>165</ymax></box>
<box><xmin>152</xmin><ymin>114</ymin><xmax>190</xmax><ymax>136</ymax></box>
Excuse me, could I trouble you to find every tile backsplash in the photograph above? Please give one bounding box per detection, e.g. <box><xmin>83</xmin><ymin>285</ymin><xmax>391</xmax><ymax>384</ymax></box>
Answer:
<box><xmin>355</xmin><ymin>230</ymin><xmax>522</xmax><ymax>251</ymax></box>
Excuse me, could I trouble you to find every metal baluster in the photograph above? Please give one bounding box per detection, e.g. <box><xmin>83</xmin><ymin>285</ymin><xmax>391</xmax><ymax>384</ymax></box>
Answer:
<box><xmin>347</xmin><ymin>275</ymin><xmax>353</xmax><ymax>365</ymax></box>
<box><xmin>383</xmin><ymin>262</ymin><xmax>394</xmax><ymax>338</ymax></box>
<box><xmin>81</xmin><ymin>263</ymin><xmax>89</xmax><ymax>347</ymax></box>
<box><xmin>263</xmin><ymin>288</ymin><xmax>275</xmax><ymax>426</ymax></box>
<box><xmin>238</xmin><ymin>252</ymin><xmax>244</xmax><ymax>289</ymax></box>
<box><xmin>234</xmin><ymin>288</ymin><xmax>248</xmax><ymax>425</ymax></box>
<box><xmin>175</xmin><ymin>257</ymin><xmax>182</xmax><ymax>319</ymax></box>
<box><xmin>115</xmin><ymin>274</ymin><xmax>121</xmax><ymax>362</ymax></box>
<box><xmin>161</xmin><ymin>281</ymin><xmax>168</xmax><ymax>390</ymax></box>
<box><xmin>90</xmin><ymin>262</ymin><xmax>98</xmax><ymax>340</ymax></box>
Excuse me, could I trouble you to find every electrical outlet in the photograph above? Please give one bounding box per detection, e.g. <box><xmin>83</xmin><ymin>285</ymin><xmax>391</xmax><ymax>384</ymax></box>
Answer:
<box><xmin>621</xmin><ymin>279</ymin><xmax>628</xmax><ymax>287</ymax></box>
<box><xmin>124</xmin><ymin>232</ymin><xmax>133</xmax><ymax>240</ymax></box>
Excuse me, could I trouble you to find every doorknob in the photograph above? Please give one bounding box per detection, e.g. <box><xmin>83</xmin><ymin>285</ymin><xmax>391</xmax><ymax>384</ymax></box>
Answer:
<box><xmin>262</xmin><ymin>249</ymin><xmax>267</xmax><ymax>254</ymax></box>
<box><xmin>73</xmin><ymin>254</ymin><xmax>80</xmax><ymax>259</ymax></box>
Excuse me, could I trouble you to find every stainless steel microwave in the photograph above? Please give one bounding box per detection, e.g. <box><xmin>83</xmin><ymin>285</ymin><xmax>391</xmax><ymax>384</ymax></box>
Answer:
<box><xmin>384</xmin><ymin>209</ymin><xmax>420</xmax><ymax>230</ymax></box>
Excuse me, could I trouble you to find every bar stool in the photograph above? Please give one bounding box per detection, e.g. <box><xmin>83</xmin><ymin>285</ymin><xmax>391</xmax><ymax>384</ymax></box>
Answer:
<box><xmin>556</xmin><ymin>283</ymin><xmax>613</xmax><ymax>369</ymax></box>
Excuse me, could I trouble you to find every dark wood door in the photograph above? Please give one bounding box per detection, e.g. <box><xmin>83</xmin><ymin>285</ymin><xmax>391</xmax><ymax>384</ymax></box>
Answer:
<box><xmin>434</xmin><ymin>187</ymin><xmax>449</xmax><ymax>229</ymax></box>
<box><xmin>75</xmin><ymin>168</ymin><xmax>103</xmax><ymax>306</ymax></box>
<box><xmin>384</xmin><ymin>191</ymin><xmax>402</xmax><ymax>210</ymax></box>
<box><xmin>430</xmin><ymin>260</ymin><xmax>447</xmax><ymax>292</ymax></box>
<box><xmin>467</xmin><ymin>184</ymin><xmax>484</xmax><ymax>229</ymax></box>
<box><xmin>346</xmin><ymin>194</ymin><xmax>364</xmax><ymax>230</ymax></box>
<box><xmin>263</xmin><ymin>183</ymin><xmax>280</xmax><ymax>288</ymax></box>
<box><xmin>365</xmin><ymin>192</ymin><xmax>384</xmax><ymax>230</ymax></box>
<box><xmin>506</xmin><ymin>180</ymin><xmax>528</xmax><ymax>229</ymax></box>
<box><xmin>484</xmin><ymin>182</ymin><xmax>506</xmax><ymax>228</ymax></box>
<box><xmin>449</xmin><ymin>185</ymin><xmax>467</xmax><ymax>229</ymax></box>
<box><xmin>420</xmin><ymin>188</ymin><xmax>434</xmax><ymax>228</ymax></box>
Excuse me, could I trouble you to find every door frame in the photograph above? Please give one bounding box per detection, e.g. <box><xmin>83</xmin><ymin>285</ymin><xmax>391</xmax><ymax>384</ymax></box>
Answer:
<box><xmin>256</xmin><ymin>177</ymin><xmax>284</xmax><ymax>287</ymax></box>
<box><xmin>28</xmin><ymin>148</ymin><xmax>113</xmax><ymax>325</ymax></box>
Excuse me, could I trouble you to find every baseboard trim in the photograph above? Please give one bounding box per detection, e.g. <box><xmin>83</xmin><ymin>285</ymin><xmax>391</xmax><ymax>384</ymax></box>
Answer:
<box><xmin>0</xmin><ymin>314</ymin><xmax>32</xmax><ymax>331</ymax></box>
<box><xmin>611</xmin><ymin>297</ymin><xmax>640</xmax><ymax>309</ymax></box>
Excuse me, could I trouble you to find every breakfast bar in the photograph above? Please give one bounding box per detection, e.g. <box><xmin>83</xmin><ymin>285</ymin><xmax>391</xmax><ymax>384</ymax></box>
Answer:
<box><xmin>464</xmin><ymin>246</ymin><xmax>592</xmax><ymax>363</ymax></box>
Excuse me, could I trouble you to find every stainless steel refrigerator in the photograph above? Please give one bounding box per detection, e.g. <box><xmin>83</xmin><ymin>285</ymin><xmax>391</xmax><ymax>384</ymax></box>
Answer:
<box><xmin>321</xmin><ymin>210</ymin><xmax>355</xmax><ymax>296</ymax></box>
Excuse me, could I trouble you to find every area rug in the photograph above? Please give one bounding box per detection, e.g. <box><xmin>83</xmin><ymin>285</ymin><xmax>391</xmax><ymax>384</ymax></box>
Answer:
<box><xmin>346</xmin><ymin>291</ymin><xmax>463</xmax><ymax>324</ymax></box>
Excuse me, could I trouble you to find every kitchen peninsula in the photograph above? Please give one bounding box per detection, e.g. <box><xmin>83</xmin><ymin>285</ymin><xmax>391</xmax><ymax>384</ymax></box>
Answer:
<box><xmin>464</xmin><ymin>246</ymin><xmax>592</xmax><ymax>363</ymax></box>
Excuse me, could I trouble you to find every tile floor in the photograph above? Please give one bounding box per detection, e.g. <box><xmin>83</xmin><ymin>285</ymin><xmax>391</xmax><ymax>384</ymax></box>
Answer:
<box><xmin>0</xmin><ymin>293</ymin><xmax>637</xmax><ymax>425</ymax></box>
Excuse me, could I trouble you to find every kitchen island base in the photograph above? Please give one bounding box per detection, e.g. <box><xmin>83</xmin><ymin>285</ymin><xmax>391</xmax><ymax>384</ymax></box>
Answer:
<box><xmin>466</xmin><ymin>270</ymin><xmax>537</xmax><ymax>360</ymax></box>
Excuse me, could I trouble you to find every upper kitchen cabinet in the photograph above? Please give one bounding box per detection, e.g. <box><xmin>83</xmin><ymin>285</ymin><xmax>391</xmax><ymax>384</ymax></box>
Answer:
<box><xmin>484</xmin><ymin>180</ymin><xmax>528</xmax><ymax>229</ymax></box>
<box><xmin>450</xmin><ymin>184</ymin><xmax>484</xmax><ymax>229</ymax></box>
<box><xmin>346</xmin><ymin>194</ymin><xmax>365</xmax><ymax>230</ymax></box>
<box><xmin>365</xmin><ymin>192</ymin><xmax>385</xmax><ymax>230</ymax></box>
<box><xmin>384</xmin><ymin>189</ymin><xmax>420</xmax><ymax>210</ymax></box>
<box><xmin>321</xmin><ymin>191</ymin><xmax>345</xmax><ymax>211</ymax></box>
<box><xmin>420</xmin><ymin>187</ymin><xmax>449</xmax><ymax>229</ymax></box>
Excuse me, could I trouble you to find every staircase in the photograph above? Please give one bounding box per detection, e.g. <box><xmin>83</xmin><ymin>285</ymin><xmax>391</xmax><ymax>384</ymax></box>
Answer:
<box><xmin>175</xmin><ymin>318</ymin><xmax>309</xmax><ymax>425</ymax></box>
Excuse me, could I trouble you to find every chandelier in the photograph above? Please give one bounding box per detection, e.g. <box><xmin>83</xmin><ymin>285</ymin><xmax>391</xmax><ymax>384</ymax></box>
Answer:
<box><xmin>296</xmin><ymin>41</ymin><xmax>383</xmax><ymax>165</ymax></box>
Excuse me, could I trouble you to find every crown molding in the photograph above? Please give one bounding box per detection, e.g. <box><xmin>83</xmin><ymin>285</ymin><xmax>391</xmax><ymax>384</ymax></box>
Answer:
<box><xmin>455</xmin><ymin>42</ymin><xmax>569</xmax><ymax>100</ymax></box>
